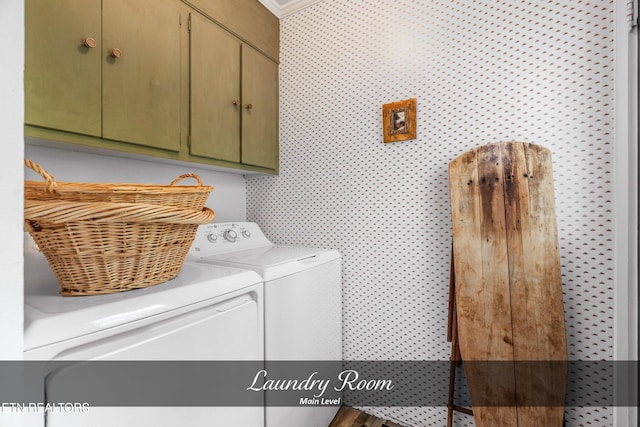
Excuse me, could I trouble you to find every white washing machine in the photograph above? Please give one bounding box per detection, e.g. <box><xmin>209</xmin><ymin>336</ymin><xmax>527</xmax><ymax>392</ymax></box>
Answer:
<box><xmin>187</xmin><ymin>222</ymin><xmax>343</xmax><ymax>427</ymax></box>
<box><xmin>24</xmin><ymin>244</ymin><xmax>264</xmax><ymax>427</ymax></box>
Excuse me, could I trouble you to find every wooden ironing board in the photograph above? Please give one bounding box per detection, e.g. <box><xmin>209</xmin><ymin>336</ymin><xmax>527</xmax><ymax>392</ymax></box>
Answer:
<box><xmin>448</xmin><ymin>142</ymin><xmax>567</xmax><ymax>426</ymax></box>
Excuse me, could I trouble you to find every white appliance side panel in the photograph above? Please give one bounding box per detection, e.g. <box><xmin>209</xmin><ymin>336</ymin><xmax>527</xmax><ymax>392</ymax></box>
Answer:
<box><xmin>265</xmin><ymin>259</ymin><xmax>342</xmax><ymax>427</ymax></box>
<box><xmin>265</xmin><ymin>258</ymin><xmax>342</xmax><ymax>361</ymax></box>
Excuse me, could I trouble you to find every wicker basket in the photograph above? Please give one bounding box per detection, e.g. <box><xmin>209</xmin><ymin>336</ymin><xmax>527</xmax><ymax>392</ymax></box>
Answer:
<box><xmin>24</xmin><ymin>159</ymin><xmax>215</xmax><ymax>296</ymax></box>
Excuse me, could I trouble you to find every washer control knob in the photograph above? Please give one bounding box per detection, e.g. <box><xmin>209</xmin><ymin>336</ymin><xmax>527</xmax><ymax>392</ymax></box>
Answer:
<box><xmin>223</xmin><ymin>229</ymin><xmax>238</xmax><ymax>242</ymax></box>
<box><xmin>206</xmin><ymin>233</ymin><xmax>217</xmax><ymax>243</ymax></box>
<box><xmin>242</xmin><ymin>230</ymin><xmax>251</xmax><ymax>239</ymax></box>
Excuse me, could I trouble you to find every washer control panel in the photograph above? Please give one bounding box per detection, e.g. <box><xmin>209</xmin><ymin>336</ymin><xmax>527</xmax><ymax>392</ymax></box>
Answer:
<box><xmin>188</xmin><ymin>222</ymin><xmax>272</xmax><ymax>257</ymax></box>
<box><xmin>223</xmin><ymin>229</ymin><xmax>238</xmax><ymax>243</ymax></box>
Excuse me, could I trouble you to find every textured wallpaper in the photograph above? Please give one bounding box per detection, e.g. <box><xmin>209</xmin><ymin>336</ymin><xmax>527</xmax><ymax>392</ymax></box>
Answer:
<box><xmin>246</xmin><ymin>1</ymin><xmax>615</xmax><ymax>425</ymax></box>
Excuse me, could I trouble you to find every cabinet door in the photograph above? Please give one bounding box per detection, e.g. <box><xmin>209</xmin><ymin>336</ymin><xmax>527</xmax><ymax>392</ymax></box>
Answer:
<box><xmin>189</xmin><ymin>13</ymin><xmax>241</xmax><ymax>163</ymax></box>
<box><xmin>102</xmin><ymin>0</ymin><xmax>181</xmax><ymax>151</ymax></box>
<box><xmin>241</xmin><ymin>46</ymin><xmax>278</xmax><ymax>170</ymax></box>
<box><xmin>25</xmin><ymin>0</ymin><xmax>102</xmax><ymax>136</ymax></box>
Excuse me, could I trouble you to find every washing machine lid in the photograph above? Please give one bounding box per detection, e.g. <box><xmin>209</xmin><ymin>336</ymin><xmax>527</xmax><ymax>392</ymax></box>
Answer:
<box><xmin>196</xmin><ymin>245</ymin><xmax>341</xmax><ymax>282</ymax></box>
<box><xmin>24</xmin><ymin>250</ymin><xmax>262</xmax><ymax>351</ymax></box>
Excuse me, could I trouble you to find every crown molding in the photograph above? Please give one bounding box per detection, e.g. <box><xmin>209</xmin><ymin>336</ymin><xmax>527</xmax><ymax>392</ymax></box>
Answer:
<box><xmin>258</xmin><ymin>0</ymin><xmax>324</xmax><ymax>18</ymax></box>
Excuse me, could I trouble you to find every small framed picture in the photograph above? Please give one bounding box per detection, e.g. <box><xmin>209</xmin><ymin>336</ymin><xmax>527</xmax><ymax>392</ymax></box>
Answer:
<box><xmin>382</xmin><ymin>98</ymin><xmax>417</xmax><ymax>143</ymax></box>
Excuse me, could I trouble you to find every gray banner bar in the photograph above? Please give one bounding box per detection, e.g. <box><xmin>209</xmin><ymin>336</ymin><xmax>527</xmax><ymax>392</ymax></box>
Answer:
<box><xmin>0</xmin><ymin>361</ymin><xmax>636</xmax><ymax>407</ymax></box>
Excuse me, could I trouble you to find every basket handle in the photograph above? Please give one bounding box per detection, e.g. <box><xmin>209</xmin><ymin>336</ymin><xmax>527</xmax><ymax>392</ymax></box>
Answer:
<box><xmin>26</xmin><ymin>159</ymin><xmax>206</xmax><ymax>190</ymax></box>
<box><xmin>25</xmin><ymin>158</ymin><xmax>57</xmax><ymax>193</ymax></box>
<box><xmin>170</xmin><ymin>173</ymin><xmax>204</xmax><ymax>187</ymax></box>
<box><xmin>25</xmin><ymin>200</ymin><xmax>215</xmax><ymax>225</ymax></box>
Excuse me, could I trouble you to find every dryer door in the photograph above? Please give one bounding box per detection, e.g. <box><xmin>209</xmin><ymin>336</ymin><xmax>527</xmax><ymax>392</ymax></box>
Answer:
<box><xmin>41</xmin><ymin>291</ymin><xmax>263</xmax><ymax>427</ymax></box>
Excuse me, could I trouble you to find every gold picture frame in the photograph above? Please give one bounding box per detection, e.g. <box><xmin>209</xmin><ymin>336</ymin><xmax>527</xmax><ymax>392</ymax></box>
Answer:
<box><xmin>382</xmin><ymin>98</ymin><xmax>417</xmax><ymax>143</ymax></box>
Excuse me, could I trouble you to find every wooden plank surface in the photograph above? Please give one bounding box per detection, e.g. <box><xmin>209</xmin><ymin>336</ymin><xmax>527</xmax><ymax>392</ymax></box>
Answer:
<box><xmin>508</xmin><ymin>143</ymin><xmax>566</xmax><ymax>425</ymax></box>
<box><xmin>328</xmin><ymin>406</ymin><xmax>404</xmax><ymax>427</ymax></box>
<box><xmin>449</xmin><ymin>144</ymin><xmax>517</xmax><ymax>426</ymax></box>
<box><xmin>329</xmin><ymin>406</ymin><xmax>361</xmax><ymax>427</ymax></box>
<box><xmin>449</xmin><ymin>142</ymin><xmax>566</xmax><ymax>427</ymax></box>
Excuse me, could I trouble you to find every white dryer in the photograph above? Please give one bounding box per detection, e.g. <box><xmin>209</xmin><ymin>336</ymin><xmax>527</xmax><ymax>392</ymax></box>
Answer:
<box><xmin>188</xmin><ymin>222</ymin><xmax>343</xmax><ymax>427</ymax></box>
<box><xmin>24</xmin><ymin>245</ymin><xmax>264</xmax><ymax>427</ymax></box>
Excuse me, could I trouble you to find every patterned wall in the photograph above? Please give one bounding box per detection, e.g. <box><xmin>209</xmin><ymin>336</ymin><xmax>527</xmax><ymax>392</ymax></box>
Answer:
<box><xmin>247</xmin><ymin>1</ymin><xmax>615</xmax><ymax>425</ymax></box>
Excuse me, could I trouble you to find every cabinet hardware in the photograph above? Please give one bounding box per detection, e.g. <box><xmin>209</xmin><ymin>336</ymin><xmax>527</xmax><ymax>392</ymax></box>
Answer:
<box><xmin>25</xmin><ymin>0</ymin><xmax>277</xmax><ymax>173</ymax></box>
<box><xmin>83</xmin><ymin>37</ymin><xmax>97</xmax><ymax>48</ymax></box>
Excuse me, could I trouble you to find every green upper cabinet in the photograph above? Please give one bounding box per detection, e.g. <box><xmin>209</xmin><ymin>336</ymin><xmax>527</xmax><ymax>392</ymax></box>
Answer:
<box><xmin>25</xmin><ymin>0</ymin><xmax>102</xmax><ymax>136</ymax></box>
<box><xmin>189</xmin><ymin>13</ymin><xmax>278</xmax><ymax>170</ymax></box>
<box><xmin>25</xmin><ymin>0</ymin><xmax>279</xmax><ymax>174</ymax></box>
<box><xmin>25</xmin><ymin>0</ymin><xmax>181</xmax><ymax>152</ymax></box>
<box><xmin>189</xmin><ymin>12</ymin><xmax>241</xmax><ymax>163</ymax></box>
<box><xmin>102</xmin><ymin>0</ymin><xmax>182</xmax><ymax>151</ymax></box>
<box><xmin>241</xmin><ymin>45</ymin><xmax>278</xmax><ymax>170</ymax></box>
